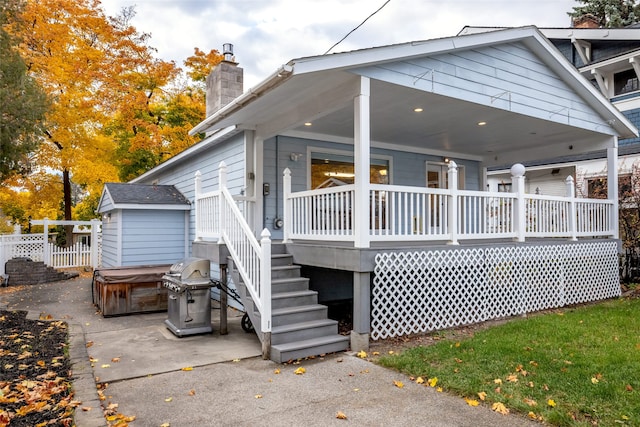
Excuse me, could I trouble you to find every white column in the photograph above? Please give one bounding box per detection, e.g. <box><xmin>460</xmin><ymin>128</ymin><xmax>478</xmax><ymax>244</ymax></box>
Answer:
<box><xmin>511</xmin><ymin>164</ymin><xmax>526</xmax><ymax>242</ymax></box>
<box><xmin>218</xmin><ymin>162</ymin><xmax>227</xmax><ymax>245</ymax></box>
<box><xmin>194</xmin><ymin>171</ymin><xmax>202</xmax><ymax>241</ymax></box>
<box><xmin>607</xmin><ymin>142</ymin><xmax>619</xmax><ymax>239</ymax></box>
<box><xmin>282</xmin><ymin>168</ymin><xmax>292</xmax><ymax>243</ymax></box>
<box><xmin>354</xmin><ymin>77</ymin><xmax>371</xmax><ymax>248</ymax></box>
<box><xmin>260</xmin><ymin>228</ymin><xmax>272</xmax><ymax>359</ymax></box>
<box><xmin>447</xmin><ymin>161</ymin><xmax>459</xmax><ymax>245</ymax></box>
<box><xmin>43</xmin><ymin>218</ymin><xmax>50</xmax><ymax>265</ymax></box>
<box><xmin>566</xmin><ymin>176</ymin><xmax>577</xmax><ymax>241</ymax></box>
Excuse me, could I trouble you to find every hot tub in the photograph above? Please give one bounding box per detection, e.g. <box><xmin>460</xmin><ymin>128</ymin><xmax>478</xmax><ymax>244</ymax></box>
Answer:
<box><xmin>93</xmin><ymin>265</ymin><xmax>171</xmax><ymax>317</ymax></box>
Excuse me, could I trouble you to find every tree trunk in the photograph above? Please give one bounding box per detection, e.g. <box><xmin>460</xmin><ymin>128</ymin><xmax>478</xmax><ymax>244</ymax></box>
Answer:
<box><xmin>63</xmin><ymin>169</ymin><xmax>73</xmax><ymax>247</ymax></box>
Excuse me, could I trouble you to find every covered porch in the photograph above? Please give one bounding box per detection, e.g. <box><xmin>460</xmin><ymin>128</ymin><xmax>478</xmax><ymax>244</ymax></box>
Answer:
<box><xmin>189</xmin><ymin>27</ymin><xmax>637</xmax><ymax>356</ymax></box>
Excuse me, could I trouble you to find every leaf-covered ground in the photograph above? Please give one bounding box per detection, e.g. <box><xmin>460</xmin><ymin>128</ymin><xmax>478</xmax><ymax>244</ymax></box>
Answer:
<box><xmin>0</xmin><ymin>309</ymin><xmax>76</xmax><ymax>427</ymax></box>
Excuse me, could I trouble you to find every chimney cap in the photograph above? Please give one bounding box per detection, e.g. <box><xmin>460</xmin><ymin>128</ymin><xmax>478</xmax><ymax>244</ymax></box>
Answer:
<box><xmin>223</xmin><ymin>43</ymin><xmax>235</xmax><ymax>63</ymax></box>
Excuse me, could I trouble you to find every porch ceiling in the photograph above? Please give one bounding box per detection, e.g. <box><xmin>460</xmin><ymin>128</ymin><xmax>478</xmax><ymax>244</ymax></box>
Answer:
<box><xmin>287</xmin><ymin>78</ymin><xmax>606</xmax><ymax>164</ymax></box>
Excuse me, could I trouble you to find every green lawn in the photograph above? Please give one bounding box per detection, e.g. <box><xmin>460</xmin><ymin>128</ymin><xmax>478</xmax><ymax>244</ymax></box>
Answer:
<box><xmin>378</xmin><ymin>297</ymin><xmax>640</xmax><ymax>426</ymax></box>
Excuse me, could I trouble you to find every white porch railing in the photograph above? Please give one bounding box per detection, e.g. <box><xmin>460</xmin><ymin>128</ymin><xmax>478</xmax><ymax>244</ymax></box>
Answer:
<box><xmin>194</xmin><ymin>163</ymin><xmax>272</xmax><ymax>358</ymax></box>
<box><xmin>282</xmin><ymin>162</ymin><xmax>616</xmax><ymax>246</ymax></box>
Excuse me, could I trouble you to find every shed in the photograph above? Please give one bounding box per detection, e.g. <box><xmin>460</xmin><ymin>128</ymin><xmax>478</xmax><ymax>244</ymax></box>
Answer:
<box><xmin>97</xmin><ymin>183</ymin><xmax>191</xmax><ymax>268</ymax></box>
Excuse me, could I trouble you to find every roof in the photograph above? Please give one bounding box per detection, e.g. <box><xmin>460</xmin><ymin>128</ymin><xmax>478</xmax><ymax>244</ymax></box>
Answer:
<box><xmin>189</xmin><ymin>26</ymin><xmax>636</xmax><ymax>144</ymax></box>
<box><xmin>97</xmin><ymin>183</ymin><xmax>191</xmax><ymax>212</ymax></box>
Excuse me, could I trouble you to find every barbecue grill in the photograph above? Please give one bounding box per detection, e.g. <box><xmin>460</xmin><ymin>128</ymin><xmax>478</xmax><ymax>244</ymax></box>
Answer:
<box><xmin>163</xmin><ymin>257</ymin><xmax>213</xmax><ymax>337</ymax></box>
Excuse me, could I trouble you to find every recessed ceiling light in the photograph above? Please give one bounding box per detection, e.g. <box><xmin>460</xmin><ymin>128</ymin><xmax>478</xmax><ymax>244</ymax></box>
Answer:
<box><xmin>414</xmin><ymin>107</ymin><xmax>423</xmax><ymax>112</ymax></box>
<box><xmin>304</xmin><ymin>122</ymin><xmax>312</xmax><ymax>126</ymax></box>
<box><xmin>477</xmin><ymin>121</ymin><xmax>487</xmax><ymax>126</ymax></box>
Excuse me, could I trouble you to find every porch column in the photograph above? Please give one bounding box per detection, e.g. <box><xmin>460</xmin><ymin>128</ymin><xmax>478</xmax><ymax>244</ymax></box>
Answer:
<box><xmin>218</xmin><ymin>162</ymin><xmax>227</xmax><ymax>245</ymax></box>
<box><xmin>351</xmin><ymin>271</ymin><xmax>370</xmax><ymax>352</ymax></box>
<box><xmin>511</xmin><ymin>164</ymin><xmax>526</xmax><ymax>242</ymax></box>
<box><xmin>354</xmin><ymin>76</ymin><xmax>371</xmax><ymax>248</ymax></box>
<box><xmin>607</xmin><ymin>142</ymin><xmax>619</xmax><ymax>239</ymax></box>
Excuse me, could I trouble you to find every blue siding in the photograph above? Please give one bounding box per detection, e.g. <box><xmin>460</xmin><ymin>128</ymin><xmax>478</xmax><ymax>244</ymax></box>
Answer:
<box><xmin>119</xmin><ymin>210</ymin><xmax>186</xmax><ymax>266</ymax></box>
<box><xmin>354</xmin><ymin>41</ymin><xmax>615</xmax><ymax>135</ymax></box>
<box><xmin>620</xmin><ymin>107</ymin><xmax>640</xmax><ymax>146</ymax></box>
<box><xmin>101</xmin><ymin>211</ymin><xmax>119</xmax><ymax>268</ymax></box>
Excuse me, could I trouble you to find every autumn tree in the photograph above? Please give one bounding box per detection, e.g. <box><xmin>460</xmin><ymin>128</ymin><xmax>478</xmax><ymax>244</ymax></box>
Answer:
<box><xmin>111</xmin><ymin>46</ymin><xmax>222</xmax><ymax>182</ymax></box>
<box><xmin>0</xmin><ymin>0</ymin><xmax>47</xmax><ymax>182</ymax></box>
<box><xmin>568</xmin><ymin>0</ymin><xmax>640</xmax><ymax>27</ymax></box>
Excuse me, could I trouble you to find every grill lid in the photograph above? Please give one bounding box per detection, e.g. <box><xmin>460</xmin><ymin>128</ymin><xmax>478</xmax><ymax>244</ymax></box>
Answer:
<box><xmin>168</xmin><ymin>257</ymin><xmax>210</xmax><ymax>281</ymax></box>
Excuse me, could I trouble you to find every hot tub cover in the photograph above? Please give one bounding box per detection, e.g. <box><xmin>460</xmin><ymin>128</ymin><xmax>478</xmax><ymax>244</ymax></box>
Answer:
<box><xmin>94</xmin><ymin>265</ymin><xmax>171</xmax><ymax>283</ymax></box>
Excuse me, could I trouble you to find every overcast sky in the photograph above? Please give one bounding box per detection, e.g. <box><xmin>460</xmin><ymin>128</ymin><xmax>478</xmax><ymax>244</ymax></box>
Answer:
<box><xmin>101</xmin><ymin>0</ymin><xmax>577</xmax><ymax>89</ymax></box>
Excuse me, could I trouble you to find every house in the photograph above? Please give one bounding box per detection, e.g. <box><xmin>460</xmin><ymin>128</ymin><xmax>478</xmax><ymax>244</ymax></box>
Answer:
<box><xmin>457</xmin><ymin>25</ymin><xmax>640</xmax><ymax>201</ymax></box>
<box><xmin>130</xmin><ymin>27</ymin><xmax>636</xmax><ymax>362</ymax></box>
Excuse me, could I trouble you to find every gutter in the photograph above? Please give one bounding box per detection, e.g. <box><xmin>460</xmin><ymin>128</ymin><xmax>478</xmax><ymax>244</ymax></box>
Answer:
<box><xmin>189</xmin><ymin>64</ymin><xmax>294</xmax><ymax>136</ymax></box>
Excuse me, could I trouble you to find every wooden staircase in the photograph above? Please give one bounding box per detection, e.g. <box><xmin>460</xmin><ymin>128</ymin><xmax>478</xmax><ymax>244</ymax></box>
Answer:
<box><xmin>228</xmin><ymin>244</ymin><xmax>350</xmax><ymax>363</ymax></box>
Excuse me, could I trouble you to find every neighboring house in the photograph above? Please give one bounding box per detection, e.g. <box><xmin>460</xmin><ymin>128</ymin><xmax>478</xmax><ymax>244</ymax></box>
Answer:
<box><xmin>128</xmin><ymin>27</ymin><xmax>636</xmax><ymax>362</ymax></box>
<box><xmin>458</xmin><ymin>25</ymin><xmax>640</xmax><ymax>200</ymax></box>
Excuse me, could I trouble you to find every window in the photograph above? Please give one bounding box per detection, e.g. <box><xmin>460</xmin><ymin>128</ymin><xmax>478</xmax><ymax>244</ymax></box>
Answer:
<box><xmin>586</xmin><ymin>175</ymin><xmax>632</xmax><ymax>198</ymax></box>
<box><xmin>614</xmin><ymin>69</ymin><xmax>639</xmax><ymax>96</ymax></box>
<box><xmin>310</xmin><ymin>151</ymin><xmax>389</xmax><ymax>189</ymax></box>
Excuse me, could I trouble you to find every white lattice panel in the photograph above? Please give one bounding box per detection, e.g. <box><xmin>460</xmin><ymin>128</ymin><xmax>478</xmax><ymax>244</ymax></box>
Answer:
<box><xmin>372</xmin><ymin>241</ymin><xmax>620</xmax><ymax>340</ymax></box>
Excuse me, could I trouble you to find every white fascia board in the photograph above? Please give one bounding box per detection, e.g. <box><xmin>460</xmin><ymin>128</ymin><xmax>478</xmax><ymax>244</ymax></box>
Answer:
<box><xmin>96</xmin><ymin>187</ymin><xmax>112</xmax><ymax>213</ymax></box>
<box><xmin>459</xmin><ymin>26</ymin><xmax>640</xmax><ymax>41</ymax></box>
<box><xmin>130</xmin><ymin>126</ymin><xmax>240</xmax><ymax>183</ymax></box>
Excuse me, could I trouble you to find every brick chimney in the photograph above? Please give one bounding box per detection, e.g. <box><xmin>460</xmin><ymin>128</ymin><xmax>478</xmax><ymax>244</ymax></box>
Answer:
<box><xmin>206</xmin><ymin>43</ymin><xmax>244</xmax><ymax>117</ymax></box>
<box><xmin>572</xmin><ymin>14</ymin><xmax>600</xmax><ymax>28</ymax></box>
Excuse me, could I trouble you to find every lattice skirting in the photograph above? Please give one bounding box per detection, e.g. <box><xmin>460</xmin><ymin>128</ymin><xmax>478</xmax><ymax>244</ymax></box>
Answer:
<box><xmin>371</xmin><ymin>241</ymin><xmax>620</xmax><ymax>340</ymax></box>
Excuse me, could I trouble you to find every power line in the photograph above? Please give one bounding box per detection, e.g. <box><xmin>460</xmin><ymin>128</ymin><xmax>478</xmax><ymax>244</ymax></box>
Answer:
<box><xmin>323</xmin><ymin>0</ymin><xmax>392</xmax><ymax>55</ymax></box>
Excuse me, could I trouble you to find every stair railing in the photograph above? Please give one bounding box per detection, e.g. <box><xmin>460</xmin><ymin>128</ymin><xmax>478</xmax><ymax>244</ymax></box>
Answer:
<box><xmin>214</xmin><ymin>162</ymin><xmax>272</xmax><ymax>358</ymax></box>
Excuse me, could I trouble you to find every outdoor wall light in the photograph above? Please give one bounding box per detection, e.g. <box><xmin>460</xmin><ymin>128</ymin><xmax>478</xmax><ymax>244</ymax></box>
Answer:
<box><xmin>290</xmin><ymin>153</ymin><xmax>303</xmax><ymax>162</ymax></box>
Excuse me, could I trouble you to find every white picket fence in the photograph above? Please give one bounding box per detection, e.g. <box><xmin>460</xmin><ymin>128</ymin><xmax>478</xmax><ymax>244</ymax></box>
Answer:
<box><xmin>0</xmin><ymin>219</ymin><xmax>102</xmax><ymax>276</ymax></box>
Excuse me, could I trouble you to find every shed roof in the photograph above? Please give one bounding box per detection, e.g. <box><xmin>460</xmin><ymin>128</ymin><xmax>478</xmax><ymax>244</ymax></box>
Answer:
<box><xmin>97</xmin><ymin>183</ymin><xmax>190</xmax><ymax>212</ymax></box>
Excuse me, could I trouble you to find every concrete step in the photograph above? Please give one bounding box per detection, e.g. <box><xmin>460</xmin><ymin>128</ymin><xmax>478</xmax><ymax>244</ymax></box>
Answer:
<box><xmin>271</xmin><ymin>289</ymin><xmax>318</xmax><ymax>309</ymax></box>
<box><xmin>272</xmin><ymin>277</ymin><xmax>310</xmax><ymax>293</ymax></box>
<box><xmin>271</xmin><ymin>253</ymin><xmax>293</xmax><ymax>267</ymax></box>
<box><xmin>271</xmin><ymin>265</ymin><xmax>301</xmax><ymax>280</ymax></box>
<box><xmin>271</xmin><ymin>318</ymin><xmax>340</xmax><ymax>345</ymax></box>
<box><xmin>271</xmin><ymin>304</ymin><xmax>328</xmax><ymax>327</ymax></box>
<box><xmin>270</xmin><ymin>243</ymin><xmax>288</xmax><ymax>255</ymax></box>
<box><xmin>271</xmin><ymin>334</ymin><xmax>350</xmax><ymax>363</ymax></box>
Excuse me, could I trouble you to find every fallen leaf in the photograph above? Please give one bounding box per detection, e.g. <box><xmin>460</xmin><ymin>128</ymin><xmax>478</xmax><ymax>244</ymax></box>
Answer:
<box><xmin>428</xmin><ymin>377</ymin><xmax>438</xmax><ymax>387</ymax></box>
<box><xmin>394</xmin><ymin>380</ymin><xmax>404</xmax><ymax>388</ymax></box>
<box><xmin>547</xmin><ymin>399</ymin><xmax>556</xmax><ymax>407</ymax></box>
<box><xmin>86</xmin><ymin>341</ymin><xmax>94</xmax><ymax>348</ymax></box>
<box><xmin>232</xmin><ymin>358</ymin><xmax>241</xmax><ymax>362</ymax></box>
<box><xmin>111</xmin><ymin>357</ymin><xmax>120</xmax><ymax>363</ymax></box>
<box><xmin>81</xmin><ymin>407</ymin><xmax>92</xmax><ymax>411</ymax></box>
<box><xmin>465</xmin><ymin>397</ymin><xmax>479</xmax><ymax>407</ymax></box>
<box><xmin>165</xmin><ymin>397</ymin><xmax>173</xmax><ymax>402</ymax></box>
<box><xmin>506</xmin><ymin>374</ymin><xmax>518</xmax><ymax>383</ymax></box>
<box><xmin>336</xmin><ymin>411</ymin><xmax>348</xmax><ymax>420</ymax></box>
<box><xmin>494</xmin><ymin>378</ymin><xmax>502</xmax><ymax>385</ymax></box>
<box><xmin>626</xmin><ymin>384</ymin><xmax>634</xmax><ymax>392</ymax></box>
<box><xmin>160</xmin><ymin>423</ymin><xmax>170</xmax><ymax>427</ymax></box>
<box><xmin>294</xmin><ymin>367</ymin><xmax>306</xmax><ymax>375</ymax></box>
<box><xmin>274</xmin><ymin>369</ymin><xmax>281</xmax><ymax>374</ymax></box>
<box><xmin>388</xmin><ymin>350</ymin><xmax>394</xmax><ymax>355</ymax></box>
<box><xmin>477</xmin><ymin>391</ymin><xmax>487</xmax><ymax>401</ymax></box>
<box><xmin>372</xmin><ymin>351</ymin><xmax>380</xmax><ymax>356</ymax></box>
<box><xmin>188</xmin><ymin>389</ymin><xmax>196</xmax><ymax>396</ymax></box>
<box><xmin>436</xmin><ymin>387</ymin><xmax>443</xmax><ymax>392</ymax></box>
<box><xmin>523</xmin><ymin>398</ymin><xmax>537</xmax><ymax>407</ymax></box>
<box><xmin>181</xmin><ymin>367</ymin><xmax>193</xmax><ymax>371</ymax></box>
<box><xmin>255</xmin><ymin>394</ymin><xmax>262</xmax><ymax>399</ymax></box>
<box><xmin>356</xmin><ymin>350</ymin><xmax>367</xmax><ymax>358</ymax></box>
<box><xmin>415</xmin><ymin>377</ymin><xmax>425</xmax><ymax>384</ymax></box>
<box><xmin>101</xmin><ymin>364</ymin><xmax>110</xmax><ymax>368</ymax></box>
<box><xmin>527</xmin><ymin>411</ymin><xmax>537</xmax><ymax>420</ymax></box>
<box><xmin>591</xmin><ymin>377</ymin><xmax>599</xmax><ymax>384</ymax></box>
<box><xmin>492</xmin><ymin>402</ymin><xmax>509</xmax><ymax>415</ymax></box>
